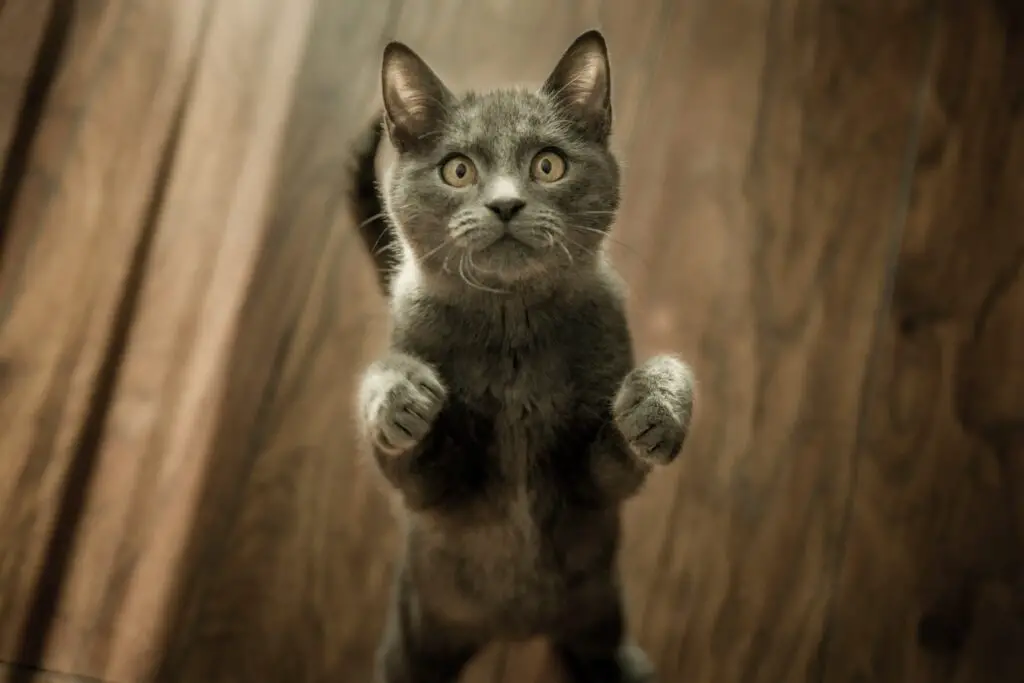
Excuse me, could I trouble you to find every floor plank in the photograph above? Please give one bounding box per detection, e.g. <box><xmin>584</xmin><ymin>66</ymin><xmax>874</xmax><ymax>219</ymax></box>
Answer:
<box><xmin>156</xmin><ymin>0</ymin><xmax>937</xmax><ymax>681</ymax></box>
<box><xmin>0</xmin><ymin>0</ymin><xmax>211</xmax><ymax>669</ymax></box>
<box><xmin>822</xmin><ymin>1</ymin><xmax>1024</xmax><ymax>681</ymax></box>
<box><xmin>0</xmin><ymin>0</ymin><xmax>55</xmax><ymax>163</ymax></box>
<box><xmin>0</xmin><ymin>662</ymin><xmax>106</xmax><ymax>683</ymax></box>
<box><xmin>155</xmin><ymin>0</ymin><xmax>943</xmax><ymax>680</ymax></box>
<box><xmin>148</xmin><ymin>0</ymin><xmax>398</xmax><ymax>681</ymax></box>
<box><xmin>30</xmin><ymin>0</ymin><xmax>319</xmax><ymax>680</ymax></box>
<box><xmin>1</xmin><ymin>1</ymin><xmax>1020</xmax><ymax>682</ymax></box>
<box><xmin>606</xmin><ymin>0</ymin><xmax>939</xmax><ymax>680</ymax></box>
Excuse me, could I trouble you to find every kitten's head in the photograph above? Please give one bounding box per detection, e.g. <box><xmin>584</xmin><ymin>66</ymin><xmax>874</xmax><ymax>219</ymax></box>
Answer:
<box><xmin>380</xmin><ymin>30</ymin><xmax>620</xmax><ymax>292</ymax></box>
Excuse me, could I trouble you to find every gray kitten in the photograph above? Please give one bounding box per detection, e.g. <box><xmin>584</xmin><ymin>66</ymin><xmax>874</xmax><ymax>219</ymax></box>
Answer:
<box><xmin>352</xmin><ymin>30</ymin><xmax>696</xmax><ymax>683</ymax></box>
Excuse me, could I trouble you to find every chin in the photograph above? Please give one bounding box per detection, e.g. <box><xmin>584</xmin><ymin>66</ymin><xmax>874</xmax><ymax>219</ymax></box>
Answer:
<box><xmin>463</xmin><ymin>240</ymin><xmax>563</xmax><ymax>287</ymax></box>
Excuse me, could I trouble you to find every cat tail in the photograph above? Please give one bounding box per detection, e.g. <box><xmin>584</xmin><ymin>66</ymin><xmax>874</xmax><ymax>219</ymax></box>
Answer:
<box><xmin>349</xmin><ymin>113</ymin><xmax>398</xmax><ymax>295</ymax></box>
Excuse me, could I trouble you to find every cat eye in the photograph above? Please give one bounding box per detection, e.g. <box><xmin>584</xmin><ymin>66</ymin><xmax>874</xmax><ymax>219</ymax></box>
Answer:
<box><xmin>530</xmin><ymin>149</ymin><xmax>567</xmax><ymax>183</ymax></box>
<box><xmin>439</xmin><ymin>155</ymin><xmax>478</xmax><ymax>188</ymax></box>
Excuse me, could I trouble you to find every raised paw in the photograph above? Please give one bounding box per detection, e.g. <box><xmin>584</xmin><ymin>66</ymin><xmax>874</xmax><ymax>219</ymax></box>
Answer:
<box><xmin>359</xmin><ymin>354</ymin><xmax>447</xmax><ymax>456</ymax></box>
<box><xmin>613</xmin><ymin>355</ymin><xmax>695</xmax><ymax>465</ymax></box>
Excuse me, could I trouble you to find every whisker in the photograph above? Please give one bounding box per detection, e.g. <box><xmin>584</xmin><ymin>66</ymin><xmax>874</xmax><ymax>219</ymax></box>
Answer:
<box><xmin>560</xmin><ymin>233</ymin><xmax>596</xmax><ymax>257</ymax></box>
<box><xmin>565</xmin><ymin>224</ymin><xmax>607</xmax><ymax>235</ymax></box>
<box><xmin>553</xmin><ymin>237</ymin><xmax>574</xmax><ymax>266</ymax></box>
<box><xmin>419</xmin><ymin>239</ymin><xmax>449</xmax><ymax>264</ymax></box>
<box><xmin>357</xmin><ymin>211</ymin><xmax>387</xmax><ymax>230</ymax></box>
<box><xmin>467</xmin><ymin>252</ymin><xmax>510</xmax><ymax>294</ymax></box>
<box><xmin>459</xmin><ymin>253</ymin><xmax>506</xmax><ymax>294</ymax></box>
<box><xmin>372</xmin><ymin>235</ymin><xmax>396</xmax><ymax>257</ymax></box>
<box><xmin>566</xmin><ymin>223</ymin><xmax>648</xmax><ymax>264</ymax></box>
<box><xmin>357</xmin><ymin>212</ymin><xmax>394</xmax><ymax>257</ymax></box>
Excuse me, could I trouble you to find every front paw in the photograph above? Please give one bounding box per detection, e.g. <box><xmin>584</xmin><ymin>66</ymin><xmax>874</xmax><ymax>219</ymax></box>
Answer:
<box><xmin>359</xmin><ymin>354</ymin><xmax>447</xmax><ymax>456</ymax></box>
<box><xmin>613</xmin><ymin>355</ymin><xmax>695</xmax><ymax>465</ymax></box>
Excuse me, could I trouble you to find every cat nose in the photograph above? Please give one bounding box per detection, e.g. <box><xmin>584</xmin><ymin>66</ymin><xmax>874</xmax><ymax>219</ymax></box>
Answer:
<box><xmin>485</xmin><ymin>197</ymin><xmax>526</xmax><ymax>222</ymax></box>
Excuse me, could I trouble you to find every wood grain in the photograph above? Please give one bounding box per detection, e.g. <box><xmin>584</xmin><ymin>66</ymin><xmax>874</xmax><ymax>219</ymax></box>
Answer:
<box><xmin>0</xmin><ymin>0</ymin><xmax>212</xmax><ymax>669</ymax></box>
<box><xmin>0</xmin><ymin>663</ymin><xmax>102</xmax><ymax>683</ymax></box>
<box><xmin>608</xmin><ymin>0</ymin><xmax>940</xmax><ymax>681</ymax></box>
<box><xmin>0</xmin><ymin>0</ymin><xmax>55</xmax><ymax>165</ymax></box>
<box><xmin>822</xmin><ymin>1</ymin><xmax>1024</xmax><ymax>681</ymax></box>
<box><xmin>30</xmin><ymin>0</ymin><xmax>319</xmax><ymax>680</ymax></box>
<box><xmin>0</xmin><ymin>0</ymin><xmax>1021</xmax><ymax>682</ymax></box>
<box><xmin>158</xmin><ymin>0</ymin><xmax>941</xmax><ymax>681</ymax></box>
<box><xmin>150</xmin><ymin>1</ymin><xmax>397</xmax><ymax>681</ymax></box>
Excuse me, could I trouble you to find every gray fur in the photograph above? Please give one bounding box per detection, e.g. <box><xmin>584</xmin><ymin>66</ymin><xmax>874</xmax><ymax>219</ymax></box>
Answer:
<box><xmin>355</xmin><ymin>30</ymin><xmax>695</xmax><ymax>683</ymax></box>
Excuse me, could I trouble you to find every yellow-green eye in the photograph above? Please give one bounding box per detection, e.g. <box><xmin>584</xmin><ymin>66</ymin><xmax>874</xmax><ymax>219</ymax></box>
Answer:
<box><xmin>530</xmin><ymin>149</ymin><xmax>567</xmax><ymax>183</ymax></box>
<box><xmin>440</xmin><ymin>155</ymin><xmax>478</xmax><ymax>187</ymax></box>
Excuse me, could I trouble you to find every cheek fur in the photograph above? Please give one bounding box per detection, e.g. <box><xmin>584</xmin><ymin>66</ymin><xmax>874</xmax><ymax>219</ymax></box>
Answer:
<box><xmin>550</xmin><ymin>165</ymin><xmax>619</xmax><ymax>217</ymax></box>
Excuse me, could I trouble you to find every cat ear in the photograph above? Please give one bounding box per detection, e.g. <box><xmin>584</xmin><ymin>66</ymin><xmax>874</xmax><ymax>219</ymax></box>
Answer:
<box><xmin>542</xmin><ymin>30</ymin><xmax>612</xmax><ymax>143</ymax></box>
<box><xmin>381</xmin><ymin>41</ymin><xmax>454</xmax><ymax>152</ymax></box>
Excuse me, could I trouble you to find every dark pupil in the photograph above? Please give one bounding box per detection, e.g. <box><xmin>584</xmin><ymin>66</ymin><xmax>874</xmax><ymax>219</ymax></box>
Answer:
<box><xmin>540</xmin><ymin>158</ymin><xmax>552</xmax><ymax>174</ymax></box>
<box><xmin>455</xmin><ymin>163</ymin><xmax>466</xmax><ymax>178</ymax></box>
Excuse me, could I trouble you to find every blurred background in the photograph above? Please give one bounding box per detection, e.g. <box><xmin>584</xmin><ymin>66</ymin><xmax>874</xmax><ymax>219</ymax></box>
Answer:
<box><xmin>1</xmin><ymin>0</ymin><xmax>1023</xmax><ymax>681</ymax></box>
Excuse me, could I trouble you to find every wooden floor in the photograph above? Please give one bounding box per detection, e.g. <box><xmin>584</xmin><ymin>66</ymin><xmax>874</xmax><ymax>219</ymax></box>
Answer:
<box><xmin>1</xmin><ymin>0</ymin><xmax>1023</xmax><ymax>681</ymax></box>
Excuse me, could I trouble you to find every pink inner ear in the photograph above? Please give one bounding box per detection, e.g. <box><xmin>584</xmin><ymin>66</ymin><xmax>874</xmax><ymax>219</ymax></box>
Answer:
<box><xmin>389</xmin><ymin>66</ymin><xmax>431</xmax><ymax>119</ymax></box>
<box><xmin>566</xmin><ymin>52</ymin><xmax>606</xmax><ymax>104</ymax></box>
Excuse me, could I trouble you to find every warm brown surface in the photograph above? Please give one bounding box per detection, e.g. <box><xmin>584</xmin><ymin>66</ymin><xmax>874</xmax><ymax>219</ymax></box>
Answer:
<box><xmin>0</xmin><ymin>663</ymin><xmax>99</xmax><ymax>683</ymax></box>
<box><xmin>823</xmin><ymin>3</ymin><xmax>1024</xmax><ymax>681</ymax></box>
<box><xmin>0</xmin><ymin>0</ymin><xmax>1021</xmax><ymax>682</ymax></box>
<box><xmin>0</xmin><ymin>0</ymin><xmax>212</xmax><ymax>672</ymax></box>
<box><xmin>0</xmin><ymin>663</ymin><xmax>109</xmax><ymax>683</ymax></box>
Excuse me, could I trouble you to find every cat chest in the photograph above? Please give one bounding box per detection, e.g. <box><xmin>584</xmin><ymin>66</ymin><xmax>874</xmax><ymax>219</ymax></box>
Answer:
<box><xmin>444</xmin><ymin>351</ymin><xmax>576</xmax><ymax>440</ymax></box>
<box><xmin>432</xmin><ymin>353</ymin><xmax>607</xmax><ymax>523</ymax></box>
<box><xmin>411</xmin><ymin>353</ymin><xmax>615</xmax><ymax>627</ymax></box>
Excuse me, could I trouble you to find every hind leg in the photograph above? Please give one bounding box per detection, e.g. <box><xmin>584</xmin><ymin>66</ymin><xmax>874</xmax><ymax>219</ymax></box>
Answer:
<box><xmin>375</xmin><ymin>572</ymin><xmax>483</xmax><ymax>683</ymax></box>
<box><xmin>551</xmin><ymin>583</ymin><xmax>656</xmax><ymax>683</ymax></box>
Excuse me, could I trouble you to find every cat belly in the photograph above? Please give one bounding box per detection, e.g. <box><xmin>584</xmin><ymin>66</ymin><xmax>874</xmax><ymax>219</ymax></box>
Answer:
<box><xmin>406</xmin><ymin>500</ymin><xmax>619</xmax><ymax>637</ymax></box>
<box><xmin>400</xmin><ymin>387</ymin><xmax>620</xmax><ymax>635</ymax></box>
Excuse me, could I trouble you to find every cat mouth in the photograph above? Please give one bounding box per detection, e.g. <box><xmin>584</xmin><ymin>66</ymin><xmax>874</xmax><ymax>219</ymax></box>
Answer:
<box><xmin>463</xmin><ymin>231</ymin><xmax>547</xmax><ymax>276</ymax></box>
<box><xmin>456</xmin><ymin>226</ymin><xmax>562</xmax><ymax>283</ymax></box>
<box><xmin>476</xmin><ymin>231</ymin><xmax>532</xmax><ymax>252</ymax></box>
